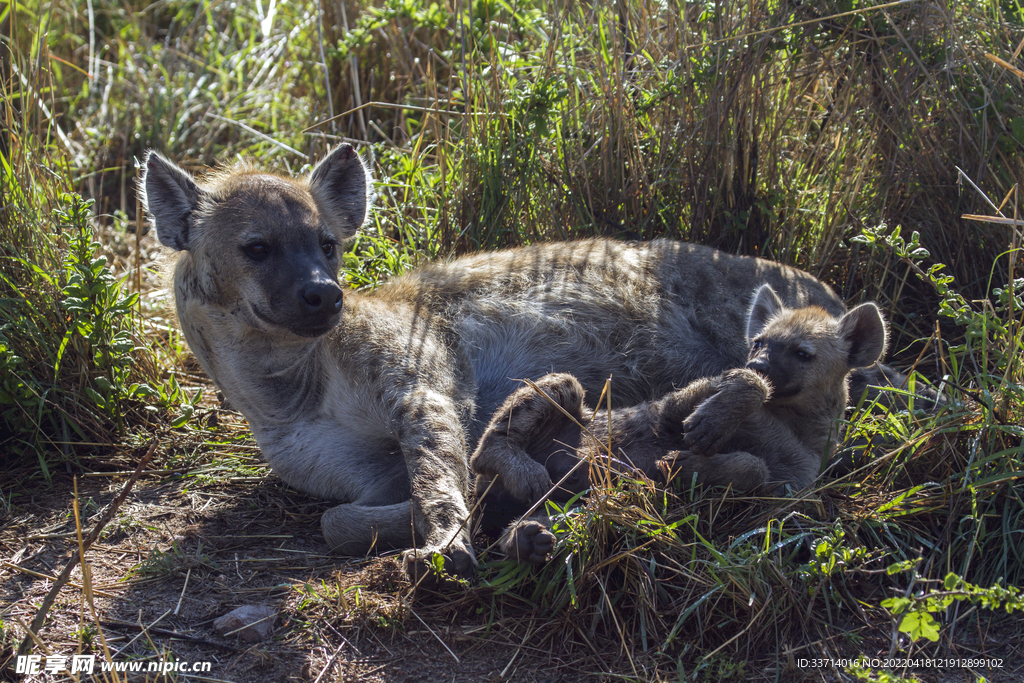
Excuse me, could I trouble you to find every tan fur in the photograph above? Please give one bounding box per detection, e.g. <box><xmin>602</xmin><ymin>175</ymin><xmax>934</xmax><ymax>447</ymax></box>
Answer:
<box><xmin>142</xmin><ymin>145</ymin><xmax>891</xmax><ymax>582</ymax></box>
<box><xmin>471</xmin><ymin>285</ymin><xmax>887</xmax><ymax>563</ymax></box>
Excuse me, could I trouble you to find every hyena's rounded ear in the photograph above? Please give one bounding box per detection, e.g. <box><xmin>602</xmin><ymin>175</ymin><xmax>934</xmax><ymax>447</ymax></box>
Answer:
<box><xmin>839</xmin><ymin>303</ymin><xmax>888</xmax><ymax>368</ymax></box>
<box><xmin>746</xmin><ymin>284</ymin><xmax>785</xmax><ymax>341</ymax></box>
<box><xmin>140</xmin><ymin>151</ymin><xmax>205</xmax><ymax>251</ymax></box>
<box><xmin>308</xmin><ymin>143</ymin><xmax>372</xmax><ymax>240</ymax></box>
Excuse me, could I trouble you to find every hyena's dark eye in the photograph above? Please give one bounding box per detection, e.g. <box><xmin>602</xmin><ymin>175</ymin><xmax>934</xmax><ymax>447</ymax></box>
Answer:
<box><xmin>795</xmin><ymin>349</ymin><xmax>813</xmax><ymax>361</ymax></box>
<box><xmin>244</xmin><ymin>243</ymin><xmax>270</xmax><ymax>260</ymax></box>
<box><xmin>751</xmin><ymin>340</ymin><xmax>763</xmax><ymax>352</ymax></box>
<box><xmin>322</xmin><ymin>241</ymin><xmax>336</xmax><ymax>257</ymax></box>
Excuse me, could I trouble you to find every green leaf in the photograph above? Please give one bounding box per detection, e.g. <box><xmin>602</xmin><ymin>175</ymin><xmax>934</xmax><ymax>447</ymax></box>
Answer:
<box><xmin>171</xmin><ymin>404</ymin><xmax>194</xmax><ymax>428</ymax></box>
<box><xmin>84</xmin><ymin>387</ymin><xmax>107</xmax><ymax>409</ymax></box>
<box><xmin>881</xmin><ymin>596</ymin><xmax>912</xmax><ymax>614</ymax></box>
<box><xmin>898</xmin><ymin>611</ymin><xmax>940</xmax><ymax>642</ymax></box>
<box><xmin>887</xmin><ymin>559</ymin><xmax>919</xmax><ymax>575</ymax></box>
<box><xmin>112</xmin><ymin>339</ymin><xmax>134</xmax><ymax>354</ymax></box>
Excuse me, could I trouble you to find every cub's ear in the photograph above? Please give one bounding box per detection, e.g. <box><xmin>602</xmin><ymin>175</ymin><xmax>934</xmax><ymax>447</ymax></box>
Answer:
<box><xmin>746</xmin><ymin>284</ymin><xmax>784</xmax><ymax>342</ymax></box>
<box><xmin>839</xmin><ymin>303</ymin><xmax>888</xmax><ymax>368</ymax></box>
<box><xmin>308</xmin><ymin>143</ymin><xmax>372</xmax><ymax>240</ymax></box>
<box><xmin>140</xmin><ymin>151</ymin><xmax>204</xmax><ymax>251</ymax></box>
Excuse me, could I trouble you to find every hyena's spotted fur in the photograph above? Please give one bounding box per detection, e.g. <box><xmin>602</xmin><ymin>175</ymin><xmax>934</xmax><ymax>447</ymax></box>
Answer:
<box><xmin>142</xmin><ymin>144</ymin><xmax>891</xmax><ymax>583</ymax></box>
<box><xmin>471</xmin><ymin>285</ymin><xmax>887</xmax><ymax>563</ymax></box>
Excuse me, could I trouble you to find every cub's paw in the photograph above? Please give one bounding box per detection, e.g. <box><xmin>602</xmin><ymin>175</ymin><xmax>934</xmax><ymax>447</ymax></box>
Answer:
<box><xmin>499</xmin><ymin>458</ymin><xmax>554</xmax><ymax>505</ymax></box>
<box><xmin>499</xmin><ymin>519</ymin><xmax>556</xmax><ymax>564</ymax></box>
<box><xmin>659</xmin><ymin>450</ymin><xmax>769</xmax><ymax>493</ymax></box>
<box><xmin>402</xmin><ymin>543</ymin><xmax>477</xmax><ymax>590</ymax></box>
<box><xmin>683</xmin><ymin>401</ymin><xmax>735</xmax><ymax>456</ymax></box>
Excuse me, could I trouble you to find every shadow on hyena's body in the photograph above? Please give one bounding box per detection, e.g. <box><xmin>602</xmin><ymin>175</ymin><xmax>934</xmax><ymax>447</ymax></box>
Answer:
<box><xmin>142</xmin><ymin>144</ymin><xmax>894</xmax><ymax>583</ymax></box>
<box><xmin>470</xmin><ymin>285</ymin><xmax>888</xmax><ymax>563</ymax></box>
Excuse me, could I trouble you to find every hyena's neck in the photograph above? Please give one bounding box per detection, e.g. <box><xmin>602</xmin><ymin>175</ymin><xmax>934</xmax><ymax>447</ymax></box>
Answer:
<box><xmin>175</xmin><ymin>291</ymin><xmax>358</xmax><ymax>430</ymax></box>
<box><xmin>188</xmin><ymin>319</ymin><xmax>328</xmax><ymax>427</ymax></box>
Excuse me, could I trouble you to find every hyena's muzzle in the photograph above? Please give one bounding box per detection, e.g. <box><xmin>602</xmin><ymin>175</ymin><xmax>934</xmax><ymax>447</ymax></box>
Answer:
<box><xmin>250</xmin><ymin>243</ymin><xmax>345</xmax><ymax>338</ymax></box>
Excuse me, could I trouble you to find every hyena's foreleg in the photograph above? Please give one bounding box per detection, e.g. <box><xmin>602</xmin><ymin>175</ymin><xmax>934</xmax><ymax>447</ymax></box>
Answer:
<box><xmin>471</xmin><ymin>373</ymin><xmax>587</xmax><ymax>504</ymax></box>
<box><xmin>663</xmin><ymin>407</ymin><xmax>824</xmax><ymax>494</ymax></box>
<box><xmin>742</xmin><ymin>410</ymin><xmax>825</xmax><ymax>491</ymax></box>
<box><xmin>396</xmin><ymin>389</ymin><xmax>477</xmax><ymax>585</ymax></box>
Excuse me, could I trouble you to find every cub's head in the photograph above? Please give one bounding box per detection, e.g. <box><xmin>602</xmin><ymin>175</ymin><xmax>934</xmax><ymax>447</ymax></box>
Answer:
<box><xmin>744</xmin><ymin>284</ymin><xmax>887</xmax><ymax>406</ymax></box>
<box><xmin>141</xmin><ymin>145</ymin><xmax>371</xmax><ymax>338</ymax></box>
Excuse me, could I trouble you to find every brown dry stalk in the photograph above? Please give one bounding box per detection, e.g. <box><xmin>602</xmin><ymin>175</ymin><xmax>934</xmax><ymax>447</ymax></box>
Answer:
<box><xmin>16</xmin><ymin>440</ymin><xmax>158</xmax><ymax>657</ymax></box>
<box><xmin>985</xmin><ymin>53</ymin><xmax>1024</xmax><ymax>81</ymax></box>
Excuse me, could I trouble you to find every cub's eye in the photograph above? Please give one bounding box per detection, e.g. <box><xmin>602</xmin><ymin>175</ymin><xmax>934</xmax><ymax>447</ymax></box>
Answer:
<box><xmin>750</xmin><ymin>340</ymin><xmax>763</xmax><ymax>351</ymax></box>
<box><xmin>795</xmin><ymin>349</ymin><xmax>813</xmax><ymax>361</ymax></box>
<box><xmin>244</xmin><ymin>243</ymin><xmax>270</xmax><ymax>260</ymax></box>
<box><xmin>322</xmin><ymin>241</ymin><xmax>336</xmax><ymax>257</ymax></box>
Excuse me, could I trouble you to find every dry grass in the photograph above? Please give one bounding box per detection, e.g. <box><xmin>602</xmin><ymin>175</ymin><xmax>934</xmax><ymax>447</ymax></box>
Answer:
<box><xmin>2</xmin><ymin>408</ymin><xmax>1022</xmax><ymax>681</ymax></box>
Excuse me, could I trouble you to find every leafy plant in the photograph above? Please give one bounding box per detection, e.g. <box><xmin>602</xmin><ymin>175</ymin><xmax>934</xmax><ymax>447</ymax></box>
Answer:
<box><xmin>0</xmin><ymin>177</ymin><xmax>171</xmax><ymax>475</ymax></box>
<box><xmin>882</xmin><ymin>565</ymin><xmax>1024</xmax><ymax>645</ymax></box>
<box><xmin>56</xmin><ymin>194</ymin><xmax>151</xmax><ymax>429</ymax></box>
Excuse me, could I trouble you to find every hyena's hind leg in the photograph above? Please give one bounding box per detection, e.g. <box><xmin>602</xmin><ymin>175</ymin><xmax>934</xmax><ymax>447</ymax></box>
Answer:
<box><xmin>662</xmin><ymin>451</ymin><xmax>770</xmax><ymax>493</ymax></box>
<box><xmin>471</xmin><ymin>373</ymin><xmax>588</xmax><ymax>505</ymax></box>
<box><xmin>473</xmin><ymin>481</ymin><xmax>559</xmax><ymax>565</ymax></box>
<box><xmin>321</xmin><ymin>501</ymin><xmax>416</xmax><ymax>554</ymax></box>
<box><xmin>499</xmin><ymin>516</ymin><xmax>557</xmax><ymax>564</ymax></box>
<box><xmin>472</xmin><ymin>373</ymin><xmax>590</xmax><ymax>565</ymax></box>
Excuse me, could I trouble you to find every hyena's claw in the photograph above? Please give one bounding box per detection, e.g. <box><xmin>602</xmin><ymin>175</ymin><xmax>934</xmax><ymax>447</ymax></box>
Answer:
<box><xmin>402</xmin><ymin>543</ymin><xmax>477</xmax><ymax>590</ymax></box>
<box><xmin>500</xmin><ymin>519</ymin><xmax>555</xmax><ymax>564</ymax></box>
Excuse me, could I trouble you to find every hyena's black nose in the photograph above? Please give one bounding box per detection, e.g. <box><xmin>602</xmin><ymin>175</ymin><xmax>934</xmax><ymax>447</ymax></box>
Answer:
<box><xmin>746</xmin><ymin>358</ymin><xmax>770</xmax><ymax>376</ymax></box>
<box><xmin>299</xmin><ymin>282</ymin><xmax>344</xmax><ymax>314</ymax></box>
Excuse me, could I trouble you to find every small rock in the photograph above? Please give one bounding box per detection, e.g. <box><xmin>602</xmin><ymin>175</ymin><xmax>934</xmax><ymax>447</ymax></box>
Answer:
<box><xmin>213</xmin><ymin>605</ymin><xmax>276</xmax><ymax>642</ymax></box>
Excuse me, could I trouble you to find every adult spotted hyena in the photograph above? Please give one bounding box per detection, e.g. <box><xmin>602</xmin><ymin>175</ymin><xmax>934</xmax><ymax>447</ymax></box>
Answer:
<box><xmin>141</xmin><ymin>144</ymin><xmax>890</xmax><ymax>582</ymax></box>
<box><xmin>470</xmin><ymin>284</ymin><xmax>887</xmax><ymax>562</ymax></box>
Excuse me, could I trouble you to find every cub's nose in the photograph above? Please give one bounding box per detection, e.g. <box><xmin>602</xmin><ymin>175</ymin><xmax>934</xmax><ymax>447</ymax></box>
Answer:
<box><xmin>299</xmin><ymin>282</ymin><xmax>344</xmax><ymax>314</ymax></box>
<box><xmin>745</xmin><ymin>358</ymin><xmax>770</xmax><ymax>377</ymax></box>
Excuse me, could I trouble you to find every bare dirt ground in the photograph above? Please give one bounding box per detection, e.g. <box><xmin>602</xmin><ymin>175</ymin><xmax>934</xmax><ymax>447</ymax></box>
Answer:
<box><xmin>0</xmin><ymin>409</ymin><xmax>605</xmax><ymax>683</ymax></box>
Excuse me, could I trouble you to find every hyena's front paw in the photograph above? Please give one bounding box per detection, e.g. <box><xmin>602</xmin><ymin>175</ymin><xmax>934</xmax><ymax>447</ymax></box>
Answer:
<box><xmin>684</xmin><ymin>370</ymin><xmax>768</xmax><ymax>455</ymax></box>
<box><xmin>499</xmin><ymin>519</ymin><xmax>556</xmax><ymax>564</ymax></box>
<box><xmin>402</xmin><ymin>542</ymin><xmax>477</xmax><ymax>590</ymax></box>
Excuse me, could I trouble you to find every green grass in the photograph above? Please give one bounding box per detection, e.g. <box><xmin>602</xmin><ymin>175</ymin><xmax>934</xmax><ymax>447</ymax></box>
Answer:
<box><xmin>4</xmin><ymin>0</ymin><xmax>1024</xmax><ymax>678</ymax></box>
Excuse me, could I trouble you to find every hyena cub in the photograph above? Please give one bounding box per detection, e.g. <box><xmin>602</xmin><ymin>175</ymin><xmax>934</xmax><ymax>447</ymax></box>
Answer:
<box><xmin>472</xmin><ymin>284</ymin><xmax>887</xmax><ymax>563</ymax></box>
